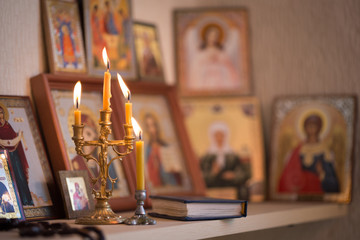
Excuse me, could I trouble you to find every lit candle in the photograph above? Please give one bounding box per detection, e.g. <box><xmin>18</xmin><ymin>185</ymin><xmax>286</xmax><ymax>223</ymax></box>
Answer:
<box><xmin>102</xmin><ymin>47</ymin><xmax>111</xmax><ymax>110</ymax></box>
<box><xmin>73</xmin><ymin>81</ymin><xmax>82</xmax><ymax>125</ymax></box>
<box><xmin>132</xmin><ymin>117</ymin><xmax>145</xmax><ymax>190</ymax></box>
<box><xmin>117</xmin><ymin>73</ymin><xmax>132</xmax><ymax>125</ymax></box>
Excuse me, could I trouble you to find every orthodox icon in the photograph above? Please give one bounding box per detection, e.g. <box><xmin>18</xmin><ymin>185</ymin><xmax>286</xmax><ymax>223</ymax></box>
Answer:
<box><xmin>0</xmin><ymin>96</ymin><xmax>57</xmax><ymax>219</ymax></box>
<box><xmin>182</xmin><ymin>97</ymin><xmax>265</xmax><ymax>201</ymax></box>
<box><xmin>51</xmin><ymin>90</ymin><xmax>130</xmax><ymax>198</ymax></box>
<box><xmin>66</xmin><ymin>177</ymin><xmax>90</xmax><ymax>211</ymax></box>
<box><xmin>133</xmin><ymin>22</ymin><xmax>164</xmax><ymax>81</ymax></box>
<box><xmin>132</xmin><ymin>94</ymin><xmax>192</xmax><ymax>194</ymax></box>
<box><xmin>270</xmin><ymin>96</ymin><xmax>356</xmax><ymax>202</ymax></box>
<box><xmin>84</xmin><ymin>0</ymin><xmax>136</xmax><ymax>78</ymax></box>
<box><xmin>59</xmin><ymin>170</ymin><xmax>95</xmax><ymax>219</ymax></box>
<box><xmin>174</xmin><ymin>8</ymin><xmax>251</xmax><ymax>96</ymax></box>
<box><xmin>43</xmin><ymin>0</ymin><xmax>87</xmax><ymax>74</ymax></box>
<box><xmin>0</xmin><ymin>150</ymin><xmax>24</xmax><ymax>220</ymax></box>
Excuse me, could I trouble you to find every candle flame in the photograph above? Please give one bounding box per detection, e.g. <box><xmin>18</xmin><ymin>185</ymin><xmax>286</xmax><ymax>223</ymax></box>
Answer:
<box><xmin>73</xmin><ymin>81</ymin><xmax>82</xmax><ymax>108</ymax></box>
<box><xmin>132</xmin><ymin>117</ymin><xmax>142</xmax><ymax>139</ymax></box>
<box><xmin>102</xmin><ymin>47</ymin><xmax>110</xmax><ymax>69</ymax></box>
<box><xmin>117</xmin><ymin>73</ymin><xmax>131</xmax><ymax>100</ymax></box>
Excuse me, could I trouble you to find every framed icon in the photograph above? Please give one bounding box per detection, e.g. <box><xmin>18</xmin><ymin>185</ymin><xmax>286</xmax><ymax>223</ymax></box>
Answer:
<box><xmin>133</xmin><ymin>21</ymin><xmax>165</xmax><ymax>82</ymax></box>
<box><xmin>0</xmin><ymin>96</ymin><xmax>59</xmax><ymax>219</ymax></box>
<box><xmin>269</xmin><ymin>95</ymin><xmax>356</xmax><ymax>203</ymax></box>
<box><xmin>112</xmin><ymin>82</ymin><xmax>206</xmax><ymax>196</ymax></box>
<box><xmin>174</xmin><ymin>8</ymin><xmax>251</xmax><ymax>96</ymax></box>
<box><xmin>0</xmin><ymin>150</ymin><xmax>25</xmax><ymax>221</ymax></box>
<box><xmin>83</xmin><ymin>0</ymin><xmax>137</xmax><ymax>78</ymax></box>
<box><xmin>182</xmin><ymin>97</ymin><xmax>265</xmax><ymax>201</ymax></box>
<box><xmin>30</xmin><ymin>74</ymin><xmax>137</xmax><ymax>211</ymax></box>
<box><xmin>42</xmin><ymin>0</ymin><xmax>87</xmax><ymax>74</ymax></box>
<box><xmin>58</xmin><ymin>170</ymin><xmax>95</xmax><ymax>219</ymax></box>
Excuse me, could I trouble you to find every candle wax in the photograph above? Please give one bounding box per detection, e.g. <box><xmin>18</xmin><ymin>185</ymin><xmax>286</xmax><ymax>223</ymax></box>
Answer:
<box><xmin>125</xmin><ymin>102</ymin><xmax>132</xmax><ymax>125</ymax></box>
<box><xmin>103</xmin><ymin>71</ymin><xmax>111</xmax><ymax>110</ymax></box>
<box><xmin>75</xmin><ymin>109</ymin><xmax>81</xmax><ymax>125</ymax></box>
<box><xmin>136</xmin><ymin>140</ymin><xmax>145</xmax><ymax>190</ymax></box>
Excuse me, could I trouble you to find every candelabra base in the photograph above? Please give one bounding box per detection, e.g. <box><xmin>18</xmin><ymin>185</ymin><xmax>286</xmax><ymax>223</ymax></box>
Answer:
<box><xmin>124</xmin><ymin>214</ymin><xmax>156</xmax><ymax>225</ymax></box>
<box><xmin>75</xmin><ymin>199</ymin><xmax>124</xmax><ymax>225</ymax></box>
<box><xmin>123</xmin><ymin>190</ymin><xmax>156</xmax><ymax>225</ymax></box>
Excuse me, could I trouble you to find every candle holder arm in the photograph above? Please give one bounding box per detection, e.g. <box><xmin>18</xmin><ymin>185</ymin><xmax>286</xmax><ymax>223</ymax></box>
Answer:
<box><xmin>110</xmin><ymin>145</ymin><xmax>133</xmax><ymax>157</ymax></box>
<box><xmin>74</xmin><ymin>140</ymin><xmax>100</xmax><ymax>165</ymax></box>
<box><xmin>73</xmin><ymin>140</ymin><xmax>103</xmax><ymax>186</ymax></box>
<box><xmin>108</xmin><ymin>138</ymin><xmax>134</xmax><ymax>162</ymax></box>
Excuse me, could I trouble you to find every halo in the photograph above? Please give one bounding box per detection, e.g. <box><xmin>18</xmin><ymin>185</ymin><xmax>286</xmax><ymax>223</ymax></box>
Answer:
<box><xmin>0</xmin><ymin>103</ymin><xmax>9</xmax><ymax>121</ymax></box>
<box><xmin>138</xmin><ymin>109</ymin><xmax>164</xmax><ymax>141</ymax></box>
<box><xmin>200</xmin><ymin>23</ymin><xmax>225</xmax><ymax>45</ymax></box>
<box><xmin>296</xmin><ymin>108</ymin><xmax>330</xmax><ymax>140</ymax></box>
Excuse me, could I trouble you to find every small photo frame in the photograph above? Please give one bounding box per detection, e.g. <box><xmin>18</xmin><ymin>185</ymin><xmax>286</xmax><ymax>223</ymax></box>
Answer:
<box><xmin>0</xmin><ymin>96</ymin><xmax>59</xmax><ymax>220</ymax></box>
<box><xmin>113</xmin><ymin>82</ymin><xmax>205</xmax><ymax>196</ymax></box>
<box><xmin>174</xmin><ymin>8</ymin><xmax>251</xmax><ymax>97</ymax></box>
<box><xmin>181</xmin><ymin>97</ymin><xmax>265</xmax><ymax>201</ymax></box>
<box><xmin>58</xmin><ymin>170</ymin><xmax>94</xmax><ymax>219</ymax></box>
<box><xmin>83</xmin><ymin>0</ymin><xmax>137</xmax><ymax>78</ymax></box>
<box><xmin>133</xmin><ymin>21</ymin><xmax>165</xmax><ymax>82</ymax></box>
<box><xmin>269</xmin><ymin>95</ymin><xmax>357</xmax><ymax>203</ymax></box>
<box><xmin>42</xmin><ymin>0</ymin><xmax>87</xmax><ymax>74</ymax></box>
<box><xmin>0</xmin><ymin>150</ymin><xmax>25</xmax><ymax>221</ymax></box>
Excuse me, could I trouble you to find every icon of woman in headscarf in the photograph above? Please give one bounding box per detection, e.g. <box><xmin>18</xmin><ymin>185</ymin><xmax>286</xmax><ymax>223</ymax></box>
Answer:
<box><xmin>200</xmin><ymin>122</ymin><xmax>251</xmax><ymax>199</ymax></box>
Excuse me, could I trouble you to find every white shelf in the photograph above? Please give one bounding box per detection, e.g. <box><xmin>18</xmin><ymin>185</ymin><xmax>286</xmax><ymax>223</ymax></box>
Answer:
<box><xmin>2</xmin><ymin>202</ymin><xmax>348</xmax><ymax>240</ymax></box>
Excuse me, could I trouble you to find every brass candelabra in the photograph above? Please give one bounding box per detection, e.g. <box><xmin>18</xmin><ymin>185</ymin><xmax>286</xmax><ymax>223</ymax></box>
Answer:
<box><xmin>72</xmin><ymin>109</ymin><xmax>134</xmax><ymax>225</ymax></box>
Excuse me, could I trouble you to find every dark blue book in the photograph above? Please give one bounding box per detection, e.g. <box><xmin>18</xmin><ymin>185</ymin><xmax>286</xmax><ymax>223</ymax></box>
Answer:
<box><xmin>149</xmin><ymin>195</ymin><xmax>247</xmax><ymax>221</ymax></box>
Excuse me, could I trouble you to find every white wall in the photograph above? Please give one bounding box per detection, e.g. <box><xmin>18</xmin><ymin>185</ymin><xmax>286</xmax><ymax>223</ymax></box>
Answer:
<box><xmin>0</xmin><ymin>0</ymin><xmax>45</xmax><ymax>96</ymax></box>
<box><xmin>0</xmin><ymin>0</ymin><xmax>359</xmax><ymax>239</ymax></box>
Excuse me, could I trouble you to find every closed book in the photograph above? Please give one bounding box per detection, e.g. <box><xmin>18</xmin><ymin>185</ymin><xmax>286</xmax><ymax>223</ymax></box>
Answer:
<box><xmin>149</xmin><ymin>195</ymin><xmax>247</xmax><ymax>221</ymax></box>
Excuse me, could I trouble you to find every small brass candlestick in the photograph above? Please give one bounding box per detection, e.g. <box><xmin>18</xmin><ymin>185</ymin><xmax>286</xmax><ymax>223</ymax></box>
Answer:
<box><xmin>124</xmin><ymin>190</ymin><xmax>156</xmax><ymax>225</ymax></box>
<box><xmin>72</xmin><ymin>109</ymin><xmax>134</xmax><ymax>225</ymax></box>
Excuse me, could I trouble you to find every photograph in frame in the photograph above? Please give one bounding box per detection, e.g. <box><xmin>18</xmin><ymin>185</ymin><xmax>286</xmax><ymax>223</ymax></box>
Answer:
<box><xmin>0</xmin><ymin>96</ymin><xmax>58</xmax><ymax>219</ymax></box>
<box><xmin>42</xmin><ymin>0</ymin><xmax>87</xmax><ymax>74</ymax></box>
<box><xmin>133</xmin><ymin>21</ymin><xmax>165</xmax><ymax>82</ymax></box>
<box><xmin>269</xmin><ymin>95</ymin><xmax>356</xmax><ymax>203</ymax></box>
<box><xmin>59</xmin><ymin>170</ymin><xmax>95</xmax><ymax>219</ymax></box>
<box><xmin>83</xmin><ymin>0</ymin><xmax>136</xmax><ymax>78</ymax></box>
<box><xmin>181</xmin><ymin>97</ymin><xmax>265</xmax><ymax>201</ymax></box>
<box><xmin>174</xmin><ymin>8</ymin><xmax>251</xmax><ymax>97</ymax></box>
<box><xmin>0</xmin><ymin>150</ymin><xmax>25</xmax><ymax>221</ymax></box>
<box><xmin>30</xmin><ymin>74</ymin><xmax>137</xmax><ymax>211</ymax></box>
